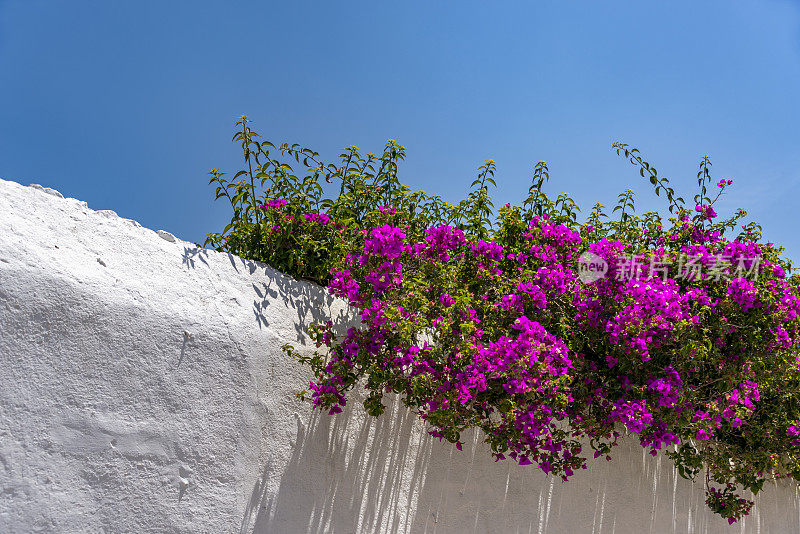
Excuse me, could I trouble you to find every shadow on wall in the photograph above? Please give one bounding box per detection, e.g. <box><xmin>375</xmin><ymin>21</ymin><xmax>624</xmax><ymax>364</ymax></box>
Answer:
<box><xmin>182</xmin><ymin>246</ymin><xmax>353</xmax><ymax>343</ymax></box>
<box><xmin>243</xmin><ymin>398</ymin><xmax>430</xmax><ymax>534</ymax></box>
<box><xmin>242</xmin><ymin>399</ymin><xmax>484</xmax><ymax>534</ymax></box>
<box><xmin>240</xmin><ymin>393</ymin><xmax>800</xmax><ymax>534</ymax></box>
<box><xmin>239</xmin><ymin>391</ymin><xmax>591</xmax><ymax>534</ymax></box>
<box><xmin>250</xmin><ymin>268</ymin><xmax>349</xmax><ymax>344</ymax></box>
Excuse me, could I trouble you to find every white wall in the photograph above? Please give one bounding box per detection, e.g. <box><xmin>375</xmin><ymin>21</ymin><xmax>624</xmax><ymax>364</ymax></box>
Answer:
<box><xmin>1</xmin><ymin>177</ymin><xmax>799</xmax><ymax>533</ymax></box>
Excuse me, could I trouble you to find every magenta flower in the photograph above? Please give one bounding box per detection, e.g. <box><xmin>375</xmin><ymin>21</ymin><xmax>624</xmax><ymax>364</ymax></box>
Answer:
<box><xmin>694</xmin><ymin>204</ymin><xmax>717</xmax><ymax>220</ymax></box>
<box><xmin>262</xmin><ymin>198</ymin><xmax>288</xmax><ymax>210</ymax></box>
<box><xmin>304</xmin><ymin>212</ymin><xmax>330</xmax><ymax>224</ymax></box>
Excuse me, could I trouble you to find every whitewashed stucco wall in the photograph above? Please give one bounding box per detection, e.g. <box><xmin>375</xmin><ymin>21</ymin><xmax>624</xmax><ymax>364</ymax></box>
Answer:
<box><xmin>1</xmin><ymin>177</ymin><xmax>799</xmax><ymax>534</ymax></box>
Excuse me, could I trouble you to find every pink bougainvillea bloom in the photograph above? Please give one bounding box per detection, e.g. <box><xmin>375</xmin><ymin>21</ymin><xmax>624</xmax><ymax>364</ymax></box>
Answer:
<box><xmin>262</xmin><ymin>198</ymin><xmax>288</xmax><ymax>210</ymax></box>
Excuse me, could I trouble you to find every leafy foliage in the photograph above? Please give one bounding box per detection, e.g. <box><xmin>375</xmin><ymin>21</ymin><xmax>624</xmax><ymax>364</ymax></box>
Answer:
<box><xmin>206</xmin><ymin>116</ymin><xmax>800</xmax><ymax>524</ymax></box>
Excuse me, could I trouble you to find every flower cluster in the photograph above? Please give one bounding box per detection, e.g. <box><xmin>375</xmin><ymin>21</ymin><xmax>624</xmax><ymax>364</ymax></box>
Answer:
<box><xmin>262</xmin><ymin>198</ymin><xmax>288</xmax><ymax>210</ymax></box>
<box><xmin>695</xmin><ymin>204</ymin><xmax>718</xmax><ymax>220</ymax></box>
<box><xmin>303</xmin><ymin>212</ymin><xmax>330</xmax><ymax>224</ymax></box>
<box><xmin>706</xmin><ymin>483</ymin><xmax>753</xmax><ymax>524</ymax></box>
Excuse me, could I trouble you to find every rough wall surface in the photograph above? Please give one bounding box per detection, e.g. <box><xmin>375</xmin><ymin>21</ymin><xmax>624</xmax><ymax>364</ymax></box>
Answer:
<box><xmin>1</xmin><ymin>177</ymin><xmax>799</xmax><ymax>534</ymax></box>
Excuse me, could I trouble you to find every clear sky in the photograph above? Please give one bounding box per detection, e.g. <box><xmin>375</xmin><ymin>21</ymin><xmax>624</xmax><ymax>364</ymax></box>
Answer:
<box><xmin>1</xmin><ymin>1</ymin><xmax>799</xmax><ymax>264</ymax></box>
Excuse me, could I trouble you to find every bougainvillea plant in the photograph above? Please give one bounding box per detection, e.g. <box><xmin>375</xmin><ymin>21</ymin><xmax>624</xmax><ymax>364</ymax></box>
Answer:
<box><xmin>205</xmin><ymin>116</ymin><xmax>800</xmax><ymax>524</ymax></box>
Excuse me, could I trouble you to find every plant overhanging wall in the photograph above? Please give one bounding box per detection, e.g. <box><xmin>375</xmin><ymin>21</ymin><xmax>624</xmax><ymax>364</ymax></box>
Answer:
<box><xmin>206</xmin><ymin>116</ymin><xmax>800</xmax><ymax>524</ymax></box>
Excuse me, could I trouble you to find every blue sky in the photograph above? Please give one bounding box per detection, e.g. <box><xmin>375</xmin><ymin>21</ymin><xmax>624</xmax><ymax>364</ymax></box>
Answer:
<box><xmin>1</xmin><ymin>1</ymin><xmax>799</xmax><ymax>263</ymax></box>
